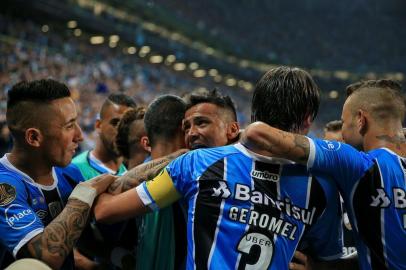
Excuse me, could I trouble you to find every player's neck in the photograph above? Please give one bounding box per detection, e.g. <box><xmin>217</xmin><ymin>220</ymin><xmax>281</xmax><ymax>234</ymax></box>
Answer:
<box><xmin>363</xmin><ymin>124</ymin><xmax>406</xmax><ymax>156</ymax></box>
<box><xmin>151</xmin><ymin>141</ymin><xmax>182</xmax><ymax>159</ymax></box>
<box><xmin>91</xmin><ymin>146</ymin><xmax>123</xmax><ymax>172</ymax></box>
<box><xmin>8</xmin><ymin>148</ymin><xmax>54</xmax><ymax>184</ymax></box>
<box><xmin>128</xmin><ymin>151</ymin><xmax>149</xmax><ymax>169</ymax></box>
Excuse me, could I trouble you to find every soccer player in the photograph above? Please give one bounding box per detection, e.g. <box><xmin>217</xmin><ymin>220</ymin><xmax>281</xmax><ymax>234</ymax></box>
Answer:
<box><xmin>135</xmin><ymin>95</ymin><xmax>187</xmax><ymax>270</ymax></box>
<box><xmin>241</xmin><ymin>79</ymin><xmax>406</xmax><ymax>270</ymax></box>
<box><xmin>69</xmin><ymin>93</ymin><xmax>136</xmax><ymax>268</ymax></box>
<box><xmin>94</xmin><ymin>67</ymin><xmax>343</xmax><ymax>270</ymax></box>
<box><xmin>115</xmin><ymin>107</ymin><xmax>150</xmax><ymax>169</ymax></box>
<box><xmin>97</xmin><ymin>95</ymin><xmax>187</xmax><ymax>269</ymax></box>
<box><xmin>183</xmin><ymin>89</ymin><xmax>240</xmax><ymax>149</ymax></box>
<box><xmin>72</xmin><ymin>93</ymin><xmax>136</xmax><ymax>178</ymax></box>
<box><xmin>323</xmin><ymin>120</ymin><xmax>343</xmax><ymax>142</ymax></box>
<box><xmin>0</xmin><ymin>79</ymin><xmax>115</xmax><ymax>269</ymax></box>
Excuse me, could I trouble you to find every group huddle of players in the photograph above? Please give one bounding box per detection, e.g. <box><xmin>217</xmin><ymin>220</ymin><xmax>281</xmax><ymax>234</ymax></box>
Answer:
<box><xmin>0</xmin><ymin>66</ymin><xmax>405</xmax><ymax>270</ymax></box>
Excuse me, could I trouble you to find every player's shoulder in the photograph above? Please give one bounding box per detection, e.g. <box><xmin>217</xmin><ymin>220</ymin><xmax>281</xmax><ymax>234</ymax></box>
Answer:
<box><xmin>175</xmin><ymin>144</ymin><xmax>240</xmax><ymax>164</ymax></box>
<box><xmin>168</xmin><ymin>145</ymin><xmax>240</xmax><ymax>175</ymax></box>
<box><xmin>0</xmin><ymin>168</ymin><xmax>26</xmax><ymax>207</ymax></box>
<box><xmin>0</xmin><ymin>159</ymin><xmax>26</xmax><ymax>188</ymax></box>
<box><xmin>368</xmin><ymin>147</ymin><xmax>398</xmax><ymax>159</ymax></box>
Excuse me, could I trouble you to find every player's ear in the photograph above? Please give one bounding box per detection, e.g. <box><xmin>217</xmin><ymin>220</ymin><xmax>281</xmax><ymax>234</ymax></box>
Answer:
<box><xmin>25</xmin><ymin>128</ymin><xmax>43</xmax><ymax>147</ymax></box>
<box><xmin>301</xmin><ymin>115</ymin><xmax>313</xmax><ymax>134</ymax></box>
<box><xmin>95</xmin><ymin>119</ymin><xmax>102</xmax><ymax>133</ymax></box>
<box><xmin>140</xmin><ymin>136</ymin><xmax>151</xmax><ymax>153</ymax></box>
<box><xmin>227</xmin><ymin>121</ymin><xmax>240</xmax><ymax>142</ymax></box>
<box><xmin>357</xmin><ymin>109</ymin><xmax>368</xmax><ymax>135</ymax></box>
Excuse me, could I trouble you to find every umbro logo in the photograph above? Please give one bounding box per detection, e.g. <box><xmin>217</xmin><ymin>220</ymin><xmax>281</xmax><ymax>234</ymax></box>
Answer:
<box><xmin>251</xmin><ymin>170</ymin><xmax>280</xmax><ymax>182</ymax></box>
<box><xmin>36</xmin><ymin>210</ymin><xmax>48</xmax><ymax>220</ymax></box>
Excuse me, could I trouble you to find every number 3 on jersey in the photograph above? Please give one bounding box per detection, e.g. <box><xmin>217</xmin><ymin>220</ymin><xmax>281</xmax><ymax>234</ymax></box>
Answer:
<box><xmin>237</xmin><ymin>232</ymin><xmax>274</xmax><ymax>270</ymax></box>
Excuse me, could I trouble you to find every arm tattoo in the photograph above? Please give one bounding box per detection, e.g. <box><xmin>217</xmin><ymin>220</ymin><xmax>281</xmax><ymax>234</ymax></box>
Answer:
<box><xmin>244</xmin><ymin>127</ymin><xmax>310</xmax><ymax>164</ymax></box>
<box><xmin>268</xmin><ymin>131</ymin><xmax>310</xmax><ymax>164</ymax></box>
<box><xmin>108</xmin><ymin>149</ymin><xmax>188</xmax><ymax>194</ymax></box>
<box><xmin>376</xmin><ymin>134</ymin><xmax>406</xmax><ymax>150</ymax></box>
<box><xmin>293</xmin><ymin>134</ymin><xmax>311</xmax><ymax>163</ymax></box>
<box><xmin>18</xmin><ymin>199</ymin><xmax>90</xmax><ymax>266</ymax></box>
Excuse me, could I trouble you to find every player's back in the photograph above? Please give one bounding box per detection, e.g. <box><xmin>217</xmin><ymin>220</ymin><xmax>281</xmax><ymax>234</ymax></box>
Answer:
<box><xmin>351</xmin><ymin>148</ymin><xmax>406</xmax><ymax>270</ymax></box>
<box><xmin>163</xmin><ymin>143</ymin><xmax>342</xmax><ymax>270</ymax></box>
<box><xmin>308</xmin><ymin>138</ymin><xmax>406</xmax><ymax>270</ymax></box>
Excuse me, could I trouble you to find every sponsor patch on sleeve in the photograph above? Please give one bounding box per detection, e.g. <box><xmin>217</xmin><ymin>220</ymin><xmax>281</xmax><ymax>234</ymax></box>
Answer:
<box><xmin>321</xmin><ymin>140</ymin><xmax>342</xmax><ymax>151</ymax></box>
<box><xmin>0</xmin><ymin>183</ymin><xmax>17</xmax><ymax>206</ymax></box>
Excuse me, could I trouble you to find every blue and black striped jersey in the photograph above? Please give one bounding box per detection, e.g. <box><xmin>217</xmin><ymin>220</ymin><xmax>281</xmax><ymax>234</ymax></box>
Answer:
<box><xmin>308</xmin><ymin>138</ymin><xmax>406</xmax><ymax>270</ymax></box>
<box><xmin>137</xmin><ymin>143</ymin><xmax>343</xmax><ymax>270</ymax></box>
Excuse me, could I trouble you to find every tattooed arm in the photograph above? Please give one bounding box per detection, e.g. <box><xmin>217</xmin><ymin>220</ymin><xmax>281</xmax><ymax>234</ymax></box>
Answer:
<box><xmin>108</xmin><ymin>148</ymin><xmax>188</xmax><ymax>195</ymax></box>
<box><xmin>16</xmin><ymin>174</ymin><xmax>116</xmax><ymax>270</ymax></box>
<box><xmin>17</xmin><ymin>199</ymin><xmax>90</xmax><ymax>269</ymax></box>
<box><xmin>240</xmin><ymin>122</ymin><xmax>310</xmax><ymax>165</ymax></box>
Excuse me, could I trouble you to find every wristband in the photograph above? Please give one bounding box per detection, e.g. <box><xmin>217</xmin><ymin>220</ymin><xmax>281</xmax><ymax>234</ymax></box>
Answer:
<box><xmin>68</xmin><ymin>184</ymin><xmax>97</xmax><ymax>207</ymax></box>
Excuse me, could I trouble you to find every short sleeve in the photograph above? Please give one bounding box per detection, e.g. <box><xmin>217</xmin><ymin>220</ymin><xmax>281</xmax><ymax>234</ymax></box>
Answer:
<box><xmin>307</xmin><ymin>138</ymin><xmax>373</xmax><ymax>192</ymax></box>
<box><xmin>135</xmin><ymin>152</ymin><xmax>196</xmax><ymax>211</ymax></box>
<box><xmin>0</xmin><ymin>177</ymin><xmax>44</xmax><ymax>257</ymax></box>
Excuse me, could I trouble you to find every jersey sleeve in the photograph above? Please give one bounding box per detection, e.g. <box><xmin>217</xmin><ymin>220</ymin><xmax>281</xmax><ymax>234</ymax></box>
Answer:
<box><xmin>135</xmin><ymin>152</ymin><xmax>195</xmax><ymax>211</ymax></box>
<box><xmin>307</xmin><ymin>138</ymin><xmax>373</xmax><ymax>192</ymax></box>
<box><xmin>299</xmin><ymin>178</ymin><xmax>343</xmax><ymax>260</ymax></box>
<box><xmin>0</xmin><ymin>177</ymin><xmax>44</xmax><ymax>257</ymax></box>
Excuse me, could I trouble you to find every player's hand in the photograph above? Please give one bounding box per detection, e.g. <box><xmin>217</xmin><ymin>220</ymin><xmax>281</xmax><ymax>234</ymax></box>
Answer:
<box><xmin>289</xmin><ymin>251</ymin><xmax>313</xmax><ymax>270</ymax></box>
<box><xmin>83</xmin><ymin>174</ymin><xmax>118</xmax><ymax>195</ymax></box>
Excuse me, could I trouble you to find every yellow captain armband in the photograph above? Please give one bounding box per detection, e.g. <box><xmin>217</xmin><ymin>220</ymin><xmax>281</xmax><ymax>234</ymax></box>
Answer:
<box><xmin>144</xmin><ymin>169</ymin><xmax>181</xmax><ymax>209</ymax></box>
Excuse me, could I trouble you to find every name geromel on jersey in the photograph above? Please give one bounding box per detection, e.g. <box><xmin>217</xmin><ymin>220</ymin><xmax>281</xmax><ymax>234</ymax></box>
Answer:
<box><xmin>211</xmin><ymin>181</ymin><xmax>317</xmax><ymax>241</ymax></box>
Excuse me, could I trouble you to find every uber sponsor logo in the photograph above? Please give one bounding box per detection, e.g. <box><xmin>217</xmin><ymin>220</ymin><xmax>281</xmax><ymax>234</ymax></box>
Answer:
<box><xmin>251</xmin><ymin>170</ymin><xmax>279</xmax><ymax>182</ymax></box>
<box><xmin>5</xmin><ymin>204</ymin><xmax>37</xmax><ymax>229</ymax></box>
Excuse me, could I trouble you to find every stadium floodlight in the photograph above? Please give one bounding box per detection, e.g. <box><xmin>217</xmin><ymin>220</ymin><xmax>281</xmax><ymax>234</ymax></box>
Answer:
<box><xmin>214</xmin><ymin>75</ymin><xmax>222</xmax><ymax>83</ymax></box>
<box><xmin>189</xmin><ymin>62</ymin><xmax>199</xmax><ymax>70</ymax></box>
<box><xmin>90</xmin><ymin>36</ymin><xmax>104</xmax><ymax>44</ymax></box>
<box><xmin>193</xmin><ymin>69</ymin><xmax>206</xmax><ymax>78</ymax></box>
<box><xmin>140</xmin><ymin>46</ymin><xmax>151</xmax><ymax>54</ymax></box>
<box><xmin>238</xmin><ymin>80</ymin><xmax>246</xmax><ymax>88</ymax></box>
<box><xmin>243</xmin><ymin>82</ymin><xmax>253</xmax><ymax>92</ymax></box>
<box><xmin>41</xmin><ymin>25</ymin><xmax>49</xmax><ymax>33</ymax></box>
<box><xmin>225</xmin><ymin>78</ymin><xmax>237</xmax><ymax>87</ymax></box>
<box><xmin>67</xmin><ymin>20</ymin><xmax>77</xmax><ymax>29</ymax></box>
<box><xmin>109</xmin><ymin>35</ymin><xmax>120</xmax><ymax>43</ymax></box>
<box><xmin>150</xmin><ymin>55</ymin><xmax>163</xmax><ymax>64</ymax></box>
<box><xmin>173</xmin><ymin>63</ymin><xmax>186</xmax><ymax>71</ymax></box>
<box><xmin>127</xmin><ymin>47</ymin><xmax>136</xmax><ymax>54</ymax></box>
<box><xmin>165</xmin><ymin>55</ymin><xmax>176</xmax><ymax>66</ymax></box>
<box><xmin>204</xmin><ymin>47</ymin><xmax>215</xmax><ymax>55</ymax></box>
<box><xmin>239</xmin><ymin>60</ymin><xmax>249</xmax><ymax>68</ymax></box>
<box><xmin>329</xmin><ymin>90</ymin><xmax>339</xmax><ymax>99</ymax></box>
<box><xmin>165</xmin><ymin>55</ymin><xmax>176</xmax><ymax>64</ymax></box>
<box><xmin>74</xmin><ymin>29</ymin><xmax>82</xmax><ymax>37</ymax></box>
<box><xmin>209</xmin><ymin>69</ymin><xmax>218</xmax><ymax>77</ymax></box>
